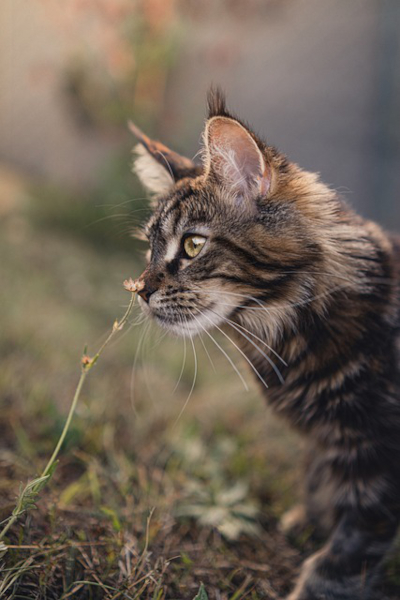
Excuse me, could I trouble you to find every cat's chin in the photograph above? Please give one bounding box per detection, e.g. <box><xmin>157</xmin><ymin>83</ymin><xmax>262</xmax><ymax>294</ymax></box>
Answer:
<box><xmin>153</xmin><ymin>314</ymin><xmax>207</xmax><ymax>338</ymax></box>
<box><xmin>155</xmin><ymin>317</ymin><xmax>198</xmax><ymax>337</ymax></box>
<box><xmin>153</xmin><ymin>308</ymin><xmax>229</xmax><ymax>338</ymax></box>
<box><xmin>138</xmin><ymin>295</ymin><xmax>233</xmax><ymax>337</ymax></box>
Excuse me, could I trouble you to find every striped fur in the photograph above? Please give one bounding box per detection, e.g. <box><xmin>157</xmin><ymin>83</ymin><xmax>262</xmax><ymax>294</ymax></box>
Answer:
<box><xmin>131</xmin><ymin>90</ymin><xmax>400</xmax><ymax>599</ymax></box>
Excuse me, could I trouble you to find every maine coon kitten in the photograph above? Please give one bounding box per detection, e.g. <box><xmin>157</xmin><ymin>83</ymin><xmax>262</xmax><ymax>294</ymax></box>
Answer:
<box><xmin>130</xmin><ymin>89</ymin><xmax>400</xmax><ymax>600</ymax></box>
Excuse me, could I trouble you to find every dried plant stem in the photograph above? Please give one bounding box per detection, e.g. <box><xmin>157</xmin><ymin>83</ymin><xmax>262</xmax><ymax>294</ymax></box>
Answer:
<box><xmin>0</xmin><ymin>286</ymin><xmax>137</xmax><ymax>544</ymax></box>
<box><xmin>41</xmin><ymin>371</ymin><xmax>86</xmax><ymax>481</ymax></box>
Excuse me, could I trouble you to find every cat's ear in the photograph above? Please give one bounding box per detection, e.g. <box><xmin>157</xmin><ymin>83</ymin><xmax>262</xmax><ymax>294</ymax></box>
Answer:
<box><xmin>129</xmin><ymin>121</ymin><xmax>201</xmax><ymax>196</ymax></box>
<box><xmin>204</xmin><ymin>116</ymin><xmax>271</xmax><ymax>204</ymax></box>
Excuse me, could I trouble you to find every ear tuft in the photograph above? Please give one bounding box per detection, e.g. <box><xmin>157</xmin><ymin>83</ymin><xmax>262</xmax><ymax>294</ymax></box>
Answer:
<box><xmin>207</xmin><ymin>86</ymin><xmax>230</xmax><ymax>119</ymax></box>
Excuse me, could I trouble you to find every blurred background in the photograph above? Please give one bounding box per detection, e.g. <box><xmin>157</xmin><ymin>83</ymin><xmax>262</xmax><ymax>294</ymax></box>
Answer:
<box><xmin>1</xmin><ymin>1</ymin><xmax>400</xmax><ymax>598</ymax></box>
<box><xmin>1</xmin><ymin>0</ymin><xmax>400</xmax><ymax>221</ymax></box>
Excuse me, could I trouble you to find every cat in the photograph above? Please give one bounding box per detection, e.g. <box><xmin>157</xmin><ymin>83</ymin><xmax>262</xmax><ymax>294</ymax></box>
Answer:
<box><xmin>129</xmin><ymin>88</ymin><xmax>400</xmax><ymax>600</ymax></box>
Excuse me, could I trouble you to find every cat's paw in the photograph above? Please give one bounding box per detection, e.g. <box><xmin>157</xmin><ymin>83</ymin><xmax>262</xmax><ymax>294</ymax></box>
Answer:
<box><xmin>285</xmin><ymin>550</ymin><xmax>379</xmax><ymax>600</ymax></box>
<box><xmin>279</xmin><ymin>504</ymin><xmax>308</xmax><ymax>538</ymax></box>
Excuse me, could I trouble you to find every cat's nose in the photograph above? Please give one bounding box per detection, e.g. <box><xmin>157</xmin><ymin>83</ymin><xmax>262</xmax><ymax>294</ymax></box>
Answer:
<box><xmin>137</xmin><ymin>284</ymin><xmax>154</xmax><ymax>303</ymax></box>
<box><xmin>136</xmin><ymin>268</ymin><xmax>163</xmax><ymax>303</ymax></box>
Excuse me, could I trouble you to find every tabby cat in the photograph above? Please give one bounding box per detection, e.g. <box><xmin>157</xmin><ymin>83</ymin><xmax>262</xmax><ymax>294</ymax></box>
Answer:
<box><xmin>130</xmin><ymin>89</ymin><xmax>400</xmax><ymax>600</ymax></box>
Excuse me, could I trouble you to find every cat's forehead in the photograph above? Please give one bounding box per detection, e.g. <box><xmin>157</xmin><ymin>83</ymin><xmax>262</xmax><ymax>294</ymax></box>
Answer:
<box><xmin>144</xmin><ymin>180</ymin><xmax>217</xmax><ymax>241</ymax></box>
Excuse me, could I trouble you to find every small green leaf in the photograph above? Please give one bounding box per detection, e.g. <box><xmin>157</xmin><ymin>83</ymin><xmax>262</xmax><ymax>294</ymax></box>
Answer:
<box><xmin>180</xmin><ymin>551</ymin><xmax>193</xmax><ymax>567</ymax></box>
<box><xmin>193</xmin><ymin>583</ymin><xmax>208</xmax><ymax>600</ymax></box>
<box><xmin>100</xmin><ymin>506</ymin><xmax>122</xmax><ymax>532</ymax></box>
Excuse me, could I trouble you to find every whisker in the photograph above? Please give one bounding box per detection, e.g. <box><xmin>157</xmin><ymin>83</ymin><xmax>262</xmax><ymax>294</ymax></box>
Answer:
<box><xmin>191</xmin><ymin>281</ymin><xmax>357</xmax><ymax>313</ymax></box>
<box><xmin>127</xmin><ymin>312</ymin><xmax>148</xmax><ymax>328</ymax></box>
<box><xmin>141</xmin><ymin>321</ymin><xmax>163</xmax><ymax>408</ymax></box>
<box><xmin>105</xmin><ymin>313</ymin><xmax>144</xmax><ymax>352</ymax></box>
<box><xmin>172</xmin><ymin>317</ymin><xmax>188</xmax><ymax>393</ymax></box>
<box><xmin>98</xmin><ymin>196</ymin><xmax>150</xmax><ymax>209</ymax></box>
<box><xmin>156</xmin><ymin>150</ymin><xmax>176</xmax><ymax>183</ymax></box>
<box><xmin>190</xmin><ymin>285</ymin><xmax>272</xmax><ymax>317</ymax></box>
<box><xmin>224</xmin><ymin>317</ymin><xmax>285</xmax><ymax>384</ymax></box>
<box><xmin>197</xmin><ymin>310</ymin><xmax>269</xmax><ymax>391</ymax></box>
<box><xmin>130</xmin><ymin>319</ymin><xmax>151</xmax><ymax>418</ymax></box>
<box><xmin>84</xmin><ymin>209</ymin><xmax>149</xmax><ymax>229</ymax></box>
<box><xmin>172</xmin><ymin>319</ymin><xmax>197</xmax><ymax>427</ymax></box>
<box><xmin>197</xmin><ymin>331</ymin><xmax>217</xmax><ymax>373</ymax></box>
<box><xmin>204</xmin><ymin>306</ymin><xmax>286</xmax><ymax>383</ymax></box>
<box><xmin>192</xmin><ymin>305</ymin><xmax>286</xmax><ymax>363</ymax></box>
<box><xmin>189</xmin><ymin>311</ymin><xmax>249</xmax><ymax>391</ymax></box>
<box><xmin>225</xmin><ymin>318</ymin><xmax>287</xmax><ymax>365</ymax></box>
<box><xmin>191</xmin><ymin>148</ymin><xmax>203</xmax><ymax>162</ymax></box>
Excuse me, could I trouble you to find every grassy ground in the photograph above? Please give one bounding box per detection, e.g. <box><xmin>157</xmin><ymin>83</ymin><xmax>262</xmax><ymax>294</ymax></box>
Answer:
<box><xmin>1</xmin><ymin>169</ymin><xmax>399</xmax><ymax>599</ymax></box>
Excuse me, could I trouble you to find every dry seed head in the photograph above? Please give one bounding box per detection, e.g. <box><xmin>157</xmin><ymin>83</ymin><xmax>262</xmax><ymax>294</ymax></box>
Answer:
<box><xmin>123</xmin><ymin>277</ymin><xmax>144</xmax><ymax>293</ymax></box>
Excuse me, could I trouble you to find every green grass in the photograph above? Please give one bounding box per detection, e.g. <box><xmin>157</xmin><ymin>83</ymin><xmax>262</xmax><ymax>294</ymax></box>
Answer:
<box><xmin>2</xmin><ymin>180</ymin><xmax>398</xmax><ymax>599</ymax></box>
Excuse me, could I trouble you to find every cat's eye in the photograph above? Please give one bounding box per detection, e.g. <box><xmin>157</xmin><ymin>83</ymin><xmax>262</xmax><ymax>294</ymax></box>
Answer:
<box><xmin>183</xmin><ymin>235</ymin><xmax>206</xmax><ymax>259</ymax></box>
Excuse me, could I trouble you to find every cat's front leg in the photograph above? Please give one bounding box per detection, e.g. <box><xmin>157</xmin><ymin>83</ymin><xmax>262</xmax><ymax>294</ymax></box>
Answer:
<box><xmin>286</xmin><ymin>510</ymin><xmax>397</xmax><ymax>600</ymax></box>
<box><xmin>280</xmin><ymin>450</ymin><xmax>337</xmax><ymax>541</ymax></box>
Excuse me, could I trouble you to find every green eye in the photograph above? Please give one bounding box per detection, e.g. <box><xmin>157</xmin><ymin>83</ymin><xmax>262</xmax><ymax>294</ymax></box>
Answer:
<box><xmin>183</xmin><ymin>235</ymin><xmax>206</xmax><ymax>258</ymax></box>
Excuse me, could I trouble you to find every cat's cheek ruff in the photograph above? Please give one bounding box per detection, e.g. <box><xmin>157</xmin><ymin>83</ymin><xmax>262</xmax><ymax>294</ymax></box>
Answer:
<box><xmin>237</xmin><ymin>309</ymin><xmax>286</xmax><ymax>350</ymax></box>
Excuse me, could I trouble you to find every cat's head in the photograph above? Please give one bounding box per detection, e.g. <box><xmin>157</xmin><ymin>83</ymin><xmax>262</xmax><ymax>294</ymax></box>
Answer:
<box><xmin>131</xmin><ymin>89</ymin><xmax>332</xmax><ymax>339</ymax></box>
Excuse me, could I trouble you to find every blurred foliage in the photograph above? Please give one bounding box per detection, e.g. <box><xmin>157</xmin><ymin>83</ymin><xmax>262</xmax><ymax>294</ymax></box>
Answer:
<box><xmin>46</xmin><ymin>0</ymin><xmax>280</xmax><ymax>133</ymax></box>
<box><xmin>43</xmin><ymin>0</ymin><xmax>284</xmax><ymax>139</ymax></box>
<box><xmin>171</xmin><ymin>433</ymin><xmax>261</xmax><ymax>541</ymax></box>
<box><xmin>193</xmin><ymin>583</ymin><xmax>209</xmax><ymax>600</ymax></box>
<box><xmin>40</xmin><ymin>0</ymin><xmax>183</xmax><ymax>133</ymax></box>
<box><xmin>27</xmin><ymin>154</ymin><xmax>150</xmax><ymax>254</ymax></box>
